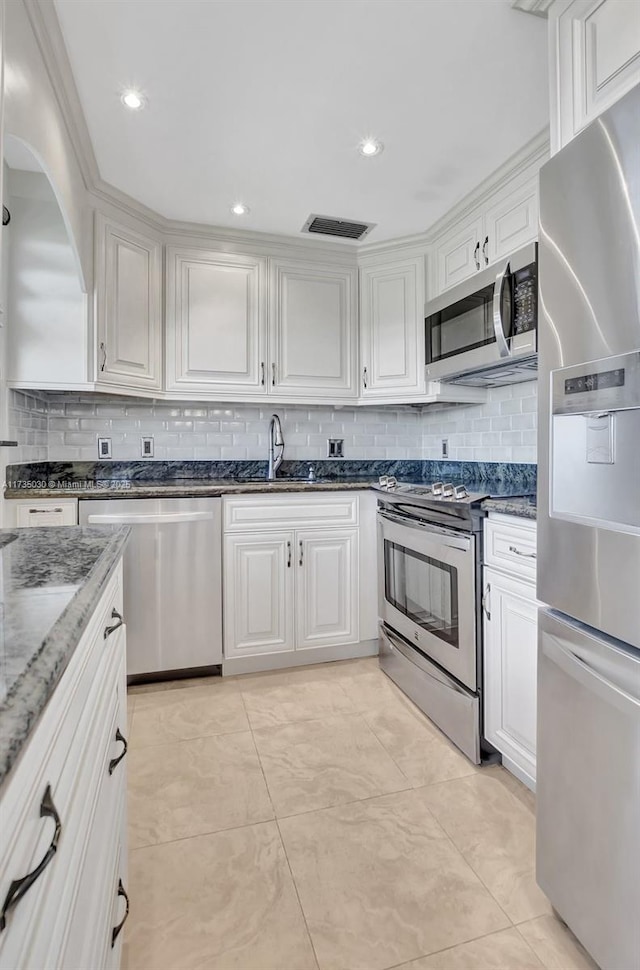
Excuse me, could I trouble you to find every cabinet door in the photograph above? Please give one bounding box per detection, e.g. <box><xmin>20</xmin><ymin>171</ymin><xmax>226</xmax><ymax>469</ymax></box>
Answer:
<box><xmin>95</xmin><ymin>214</ymin><xmax>162</xmax><ymax>390</ymax></box>
<box><xmin>434</xmin><ymin>215</ymin><xmax>483</xmax><ymax>293</ymax></box>
<box><xmin>553</xmin><ymin>0</ymin><xmax>640</xmax><ymax>151</ymax></box>
<box><xmin>484</xmin><ymin>177</ymin><xmax>538</xmax><ymax>265</ymax></box>
<box><xmin>483</xmin><ymin>567</ymin><xmax>540</xmax><ymax>787</ymax></box>
<box><xmin>296</xmin><ymin>529</ymin><xmax>358</xmax><ymax>649</ymax></box>
<box><xmin>270</xmin><ymin>259</ymin><xmax>357</xmax><ymax>397</ymax></box>
<box><xmin>166</xmin><ymin>248</ymin><xmax>267</xmax><ymax>394</ymax></box>
<box><xmin>223</xmin><ymin>533</ymin><xmax>294</xmax><ymax>658</ymax></box>
<box><xmin>359</xmin><ymin>257</ymin><xmax>425</xmax><ymax>397</ymax></box>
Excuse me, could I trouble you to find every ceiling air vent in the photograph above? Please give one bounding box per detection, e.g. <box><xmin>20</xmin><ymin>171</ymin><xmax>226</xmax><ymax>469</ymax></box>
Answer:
<box><xmin>301</xmin><ymin>214</ymin><xmax>375</xmax><ymax>241</ymax></box>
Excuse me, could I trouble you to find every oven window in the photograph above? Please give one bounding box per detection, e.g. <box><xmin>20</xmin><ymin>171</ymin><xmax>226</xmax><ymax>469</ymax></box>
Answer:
<box><xmin>384</xmin><ymin>540</ymin><xmax>459</xmax><ymax>648</ymax></box>
<box><xmin>426</xmin><ymin>283</ymin><xmax>495</xmax><ymax>364</ymax></box>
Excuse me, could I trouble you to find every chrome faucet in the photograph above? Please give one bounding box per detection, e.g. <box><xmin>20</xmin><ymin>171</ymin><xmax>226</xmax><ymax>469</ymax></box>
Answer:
<box><xmin>267</xmin><ymin>413</ymin><xmax>284</xmax><ymax>480</ymax></box>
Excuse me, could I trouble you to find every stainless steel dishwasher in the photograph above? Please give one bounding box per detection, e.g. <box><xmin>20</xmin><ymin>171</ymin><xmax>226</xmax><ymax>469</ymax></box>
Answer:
<box><xmin>79</xmin><ymin>497</ymin><xmax>222</xmax><ymax>679</ymax></box>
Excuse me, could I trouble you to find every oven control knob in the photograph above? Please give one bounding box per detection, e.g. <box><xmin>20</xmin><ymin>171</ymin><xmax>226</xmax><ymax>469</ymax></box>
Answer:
<box><xmin>453</xmin><ymin>485</ymin><xmax>468</xmax><ymax>499</ymax></box>
<box><xmin>431</xmin><ymin>482</ymin><xmax>444</xmax><ymax>495</ymax></box>
<box><xmin>442</xmin><ymin>483</ymin><xmax>454</xmax><ymax>497</ymax></box>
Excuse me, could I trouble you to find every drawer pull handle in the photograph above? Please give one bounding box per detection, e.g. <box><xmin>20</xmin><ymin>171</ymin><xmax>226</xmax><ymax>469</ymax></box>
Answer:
<box><xmin>299</xmin><ymin>539</ymin><xmax>303</xmax><ymax>567</ymax></box>
<box><xmin>508</xmin><ymin>544</ymin><xmax>536</xmax><ymax>559</ymax></box>
<box><xmin>104</xmin><ymin>608</ymin><xmax>124</xmax><ymax>639</ymax></box>
<box><xmin>286</xmin><ymin>540</ymin><xmax>292</xmax><ymax>568</ymax></box>
<box><xmin>28</xmin><ymin>508</ymin><xmax>63</xmax><ymax>514</ymax></box>
<box><xmin>109</xmin><ymin>728</ymin><xmax>128</xmax><ymax>775</ymax></box>
<box><xmin>111</xmin><ymin>879</ymin><xmax>130</xmax><ymax>947</ymax></box>
<box><xmin>0</xmin><ymin>785</ymin><xmax>61</xmax><ymax>932</ymax></box>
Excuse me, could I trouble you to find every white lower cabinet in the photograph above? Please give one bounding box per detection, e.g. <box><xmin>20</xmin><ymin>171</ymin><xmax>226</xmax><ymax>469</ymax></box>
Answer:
<box><xmin>224</xmin><ymin>532</ymin><xmax>295</xmax><ymax>657</ymax></box>
<box><xmin>483</xmin><ymin>515</ymin><xmax>540</xmax><ymax>790</ymax></box>
<box><xmin>223</xmin><ymin>493</ymin><xmax>373</xmax><ymax>669</ymax></box>
<box><xmin>296</xmin><ymin>529</ymin><xmax>358</xmax><ymax>649</ymax></box>
<box><xmin>0</xmin><ymin>562</ymin><xmax>128</xmax><ymax>970</ymax></box>
<box><xmin>7</xmin><ymin>498</ymin><xmax>78</xmax><ymax>527</ymax></box>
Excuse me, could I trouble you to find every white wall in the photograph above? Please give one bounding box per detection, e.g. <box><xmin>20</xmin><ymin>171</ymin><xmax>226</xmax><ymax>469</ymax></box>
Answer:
<box><xmin>8</xmin><ymin>383</ymin><xmax>538</xmax><ymax>465</ymax></box>
<box><xmin>3</xmin><ymin>0</ymin><xmax>90</xmax><ymax>289</ymax></box>
<box><xmin>6</xmin><ymin>170</ymin><xmax>87</xmax><ymax>386</ymax></box>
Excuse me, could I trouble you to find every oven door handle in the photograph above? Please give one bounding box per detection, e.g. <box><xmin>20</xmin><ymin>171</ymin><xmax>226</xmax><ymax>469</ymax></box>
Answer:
<box><xmin>492</xmin><ymin>260</ymin><xmax>512</xmax><ymax>358</ymax></box>
<box><xmin>377</xmin><ymin>510</ymin><xmax>472</xmax><ymax>551</ymax></box>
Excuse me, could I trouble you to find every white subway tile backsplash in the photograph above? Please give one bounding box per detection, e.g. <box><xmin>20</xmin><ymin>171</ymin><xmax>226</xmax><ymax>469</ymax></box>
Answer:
<box><xmin>8</xmin><ymin>381</ymin><xmax>538</xmax><ymax>465</ymax></box>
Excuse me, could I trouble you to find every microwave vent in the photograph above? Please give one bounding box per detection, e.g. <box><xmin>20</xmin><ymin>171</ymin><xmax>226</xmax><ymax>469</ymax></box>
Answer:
<box><xmin>444</xmin><ymin>356</ymin><xmax>538</xmax><ymax>387</ymax></box>
<box><xmin>301</xmin><ymin>214</ymin><xmax>375</xmax><ymax>240</ymax></box>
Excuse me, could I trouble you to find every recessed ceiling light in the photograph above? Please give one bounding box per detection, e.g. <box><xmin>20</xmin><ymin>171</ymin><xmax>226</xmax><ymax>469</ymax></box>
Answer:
<box><xmin>231</xmin><ymin>202</ymin><xmax>250</xmax><ymax>216</ymax></box>
<box><xmin>121</xmin><ymin>90</ymin><xmax>144</xmax><ymax>110</ymax></box>
<box><xmin>359</xmin><ymin>138</ymin><xmax>383</xmax><ymax>157</ymax></box>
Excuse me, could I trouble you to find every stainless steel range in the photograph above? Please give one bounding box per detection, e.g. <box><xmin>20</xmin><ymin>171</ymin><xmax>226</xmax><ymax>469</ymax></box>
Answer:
<box><xmin>375</xmin><ymin>477</ymin><xmax>492</xmax><ymax>764</ymax></box>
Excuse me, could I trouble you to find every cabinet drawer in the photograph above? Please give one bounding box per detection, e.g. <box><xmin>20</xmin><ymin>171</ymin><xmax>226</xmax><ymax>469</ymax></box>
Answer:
<box><xmin>484</xmin><ymin>515</ymin><xmax>537</xmax><ymax>581</ymax></box>
<box><xmin>0</xmin><ymin>567</ymin><xmax>124</xmax><ymax>965</ymax></box>
<box><xmin>10</xmin><ymin>499</ymin><xmax>78</xmax><ymax>528</ymax></box>
<box><xmin>223</xmin><ymin>492</ymin><xmax>359</xmax><ymax>532</ymax></box>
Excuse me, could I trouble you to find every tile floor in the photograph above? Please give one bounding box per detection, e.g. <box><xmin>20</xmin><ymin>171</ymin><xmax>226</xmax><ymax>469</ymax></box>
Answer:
<box><xmin>124</xmin><ymin>658</ymin><xmax>598</xmax><ymax>970</ymax></box>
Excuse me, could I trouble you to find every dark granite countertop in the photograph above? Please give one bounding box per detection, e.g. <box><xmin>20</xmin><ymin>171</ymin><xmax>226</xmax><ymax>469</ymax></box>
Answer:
<box><xmin>0</xmin><ymin>525</ymin><xmax>130</xmax><ymax>788</ymax></box>
<box><xmin>481</xmin><ymin>496</ymin><xmax>537</xmax><ymax>520</ymax></box>
<box><xmin>4</xmin><ymin>478</ymin><xmax>377</xmax><ymax>500</ymax></box>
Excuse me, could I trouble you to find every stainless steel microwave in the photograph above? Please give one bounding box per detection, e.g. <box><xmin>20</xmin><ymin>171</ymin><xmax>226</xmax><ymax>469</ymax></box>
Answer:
<box><xmin>425</xmin><ymin>242</ymin><xmax>537</xmax><ymax>386</ymax></box>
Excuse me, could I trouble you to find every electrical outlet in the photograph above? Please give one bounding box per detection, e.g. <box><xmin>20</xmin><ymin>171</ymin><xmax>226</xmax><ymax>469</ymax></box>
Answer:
<box><xmin>98</xmin><ymin>437</ymin><xmax>112</xmax><ymax>459</ymax></box>
<box><xmin>327</xmin><ymin>438</ymin><xmax>344</xmax><ymax>458</ymax></box>
<box><xmin>441</xmin><ymin>438</ymin><xmax>449</xmax><ymax>459</ymax></box>
<box><xmin>141</xmin><ymin>436</ymin><xmax>154</xmax><ymax>458</ymax></box>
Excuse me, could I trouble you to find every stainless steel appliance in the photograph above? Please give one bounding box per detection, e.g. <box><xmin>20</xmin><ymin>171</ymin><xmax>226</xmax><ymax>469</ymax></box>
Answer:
<box><xmin>376</xmin><ymin>479</ymin><xmax>490</xmax><ymax>763</ymax></box>
<box><xmin>79</xmin><ymin>497</ymin><xmax>222</xmax><ymax>678</ymax></box>
<box><xmin>425</xmin><ymin>242</ymin><xmax>537</xmax><ymax>386</ymax></box>
<box><xmin>537</xmin><ymin>83</ymin><xmax>640</xmax><ymax>970</ymax></box>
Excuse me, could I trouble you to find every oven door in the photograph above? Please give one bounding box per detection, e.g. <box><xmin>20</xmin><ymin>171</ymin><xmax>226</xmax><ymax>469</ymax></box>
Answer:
<box><xmin>377</xmin><ymin>509</ymin><xmax>477</xmax><ymax>691</ymax></box>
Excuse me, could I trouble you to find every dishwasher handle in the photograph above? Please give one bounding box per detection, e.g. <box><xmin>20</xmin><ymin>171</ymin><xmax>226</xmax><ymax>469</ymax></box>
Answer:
<box><xmin>86</xmin><ymin>511</ymin><xmax>215</xmax><ymax>525</ymax></box>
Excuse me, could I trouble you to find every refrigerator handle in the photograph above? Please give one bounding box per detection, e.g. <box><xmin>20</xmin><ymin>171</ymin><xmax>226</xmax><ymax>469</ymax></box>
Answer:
<box><xmin>543</xmin><ymin>634</ymin><xmax>640</xmax><ymax>716</ymax></box>
<box><xmin>492</xmin><ymin>260</ymin><xmax>512</xmax><ymax>358</ymax></box>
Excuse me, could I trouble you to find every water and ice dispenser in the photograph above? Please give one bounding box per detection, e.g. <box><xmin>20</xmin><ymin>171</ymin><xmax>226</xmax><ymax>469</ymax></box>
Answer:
<box><xmin>550</xmin><ymin>351</ymin><xmax>640</xmax><ymax>535</ymax></box>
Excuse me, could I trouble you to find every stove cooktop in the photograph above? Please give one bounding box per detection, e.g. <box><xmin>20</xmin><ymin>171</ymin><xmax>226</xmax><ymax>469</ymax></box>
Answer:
<box><xmin>373</xmin><ymin>477</ymin><xmax>489</xmax><ymax>506</ymax></box>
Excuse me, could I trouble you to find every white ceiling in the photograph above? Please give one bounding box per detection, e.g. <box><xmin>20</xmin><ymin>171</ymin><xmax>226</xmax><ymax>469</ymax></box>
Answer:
<box><xmin>53</xmin><ymin>0</ymin><xmax>549</xmax><ymax>244</ymax></box>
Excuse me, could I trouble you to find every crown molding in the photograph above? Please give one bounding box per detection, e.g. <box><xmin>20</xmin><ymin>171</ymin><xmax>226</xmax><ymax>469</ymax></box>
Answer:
<box><xmin>358</xmin><ymin>126</ymin><xmax>550</xmax><ymax>258</ymax></box>
<box><xmin>23</xmin><ymin>0</ymin><xmax>100</xmax><ymax>189</ymax></box>
<box><xmin>511</xmin><ymin>0</ymin><xmax>555</xmax><ymax>17</ymax></box>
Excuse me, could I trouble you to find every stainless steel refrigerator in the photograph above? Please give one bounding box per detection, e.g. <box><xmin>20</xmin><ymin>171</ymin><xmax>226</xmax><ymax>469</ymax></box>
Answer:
<box><xmin>537</xmin><ymin>83</ymin><xmax>640</xmax><ymax>970</ymax></box>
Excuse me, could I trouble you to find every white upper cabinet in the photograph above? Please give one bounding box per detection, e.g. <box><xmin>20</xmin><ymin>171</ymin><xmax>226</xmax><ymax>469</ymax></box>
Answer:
<box><xmin>434</xmin><ymin>216</ymin><xmax>485</xmax><ymax>293</ymax></box>
<box><xmin>166</xmin><ymin>248</ymin><xmax>267</xmax><ymax>395</ymax></box>
<box><xmin>431</xmin><ymin>174</ymin><xmax>540</xmax><ymax>296</ymax></box>
<box><xmin>359</xmin><ymin>255</ymin><xmax>426</xmax><ymax>398</ymax></box>
<box><xmin>484</xmin><ymin>177</ymin><xmax>539</xmax><ymax>265</ymax></box>
<box><xmin>269</xmin><ymin>258</ymin><xmax>357</xmax><ymax>398</ymax></box>
<box><xmin>549</xmin><ymin>0</ymin><xmax>640</xmax><ymax>153</ymax></box>
<box><xmin>95</xmin><ymin>214</ymin><xmax>163</xmax><ymax>390</ymax></box>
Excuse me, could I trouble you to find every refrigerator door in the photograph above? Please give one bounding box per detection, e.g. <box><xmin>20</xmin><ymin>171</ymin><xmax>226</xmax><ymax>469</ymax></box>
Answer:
<box><xmin>80</xmin><ymin>497</ymin><xmax>222</xmax><ymax>676</ymax></box>
<box><xmin>538</xmin><ymin>83</ymin><xmax>640</xmax><ymax>647</ymax></box>
<box><xmin>537</xmin><ymin>608</ymin><xmax>640</xmax><ymax>970</ymax></box>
